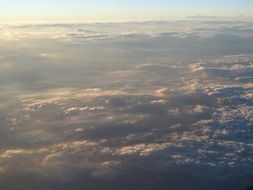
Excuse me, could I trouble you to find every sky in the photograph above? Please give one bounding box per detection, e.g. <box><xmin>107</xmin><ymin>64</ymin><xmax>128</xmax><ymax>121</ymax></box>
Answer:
<box><xmin>1</xmin><ymin>1</ymin><xmax>253</xmax><ymax>189</ymax></box>
<box><xmin>0</xmin><ymin>0</ymin><xmax>253</xmax><ymax>22</ymax></box>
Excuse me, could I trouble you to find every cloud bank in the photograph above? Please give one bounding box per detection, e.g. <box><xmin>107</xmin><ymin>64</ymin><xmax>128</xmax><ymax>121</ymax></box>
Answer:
<box><xmin>1</xmin><ymin>19</ymin><xmax>253</xmax><ymax>190</ymax></box>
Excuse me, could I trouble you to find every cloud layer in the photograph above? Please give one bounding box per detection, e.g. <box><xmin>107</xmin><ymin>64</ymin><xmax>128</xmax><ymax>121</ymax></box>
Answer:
<box><xmin>1</xmin><ymin>20</ymin><xmax>253</xmax><ymax>190</ymax></box>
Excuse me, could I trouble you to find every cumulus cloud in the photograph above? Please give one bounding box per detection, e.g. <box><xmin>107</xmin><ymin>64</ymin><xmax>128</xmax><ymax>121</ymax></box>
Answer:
<box><xmin>3</xmin><ymin>55</ymin><xmax>253</xmax><ymax>180</ymax></box>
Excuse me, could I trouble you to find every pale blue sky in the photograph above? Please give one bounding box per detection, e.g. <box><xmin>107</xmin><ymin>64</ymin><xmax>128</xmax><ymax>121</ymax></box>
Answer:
<box><xmin>0</xmin><ymin>0</ymin><xmax>252</xmax><ymax>22</ymax></box>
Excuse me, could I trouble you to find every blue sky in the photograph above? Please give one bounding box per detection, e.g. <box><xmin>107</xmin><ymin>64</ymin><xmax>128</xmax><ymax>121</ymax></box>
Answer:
<box><xmin>0</xmin><ymin>0</ymin><xmax>252</xmax><ymax>22</ymax></box>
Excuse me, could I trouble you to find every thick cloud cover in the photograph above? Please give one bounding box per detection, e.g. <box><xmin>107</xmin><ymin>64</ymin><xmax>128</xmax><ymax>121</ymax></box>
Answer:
<box><xmin>1</xmin><ymin>19</ymin><xmax>253</xmax><ymax>190</ymax></box>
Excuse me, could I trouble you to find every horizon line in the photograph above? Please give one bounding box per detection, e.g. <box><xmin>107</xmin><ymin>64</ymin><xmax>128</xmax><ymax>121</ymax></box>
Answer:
<box><xmin>1</xmin><ymin>15</ymin><xmax>253</xmax><ymax>25</ymax></box>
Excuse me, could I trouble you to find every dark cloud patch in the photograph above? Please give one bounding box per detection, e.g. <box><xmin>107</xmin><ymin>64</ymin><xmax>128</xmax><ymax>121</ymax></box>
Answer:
<box><xmin>0</xmin><ymin>165</ymin><xmax>251</xmax><ymax>190</ymax></box>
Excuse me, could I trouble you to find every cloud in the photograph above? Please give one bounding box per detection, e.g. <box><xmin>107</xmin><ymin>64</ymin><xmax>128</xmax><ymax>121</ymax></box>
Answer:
<box><xmin>1</xmin><ymin>20</ymin><xmax>253</xmax><ymax>189</ymax></box>
<box><xmin>2</xmin><ymin>55</ymin><xmax>253</xmax><ymax>176</ymax></box>
<box><xmin>115</xmin><ymin>143</ymin><xmax>170</xmax><ymax>157</ymax></box>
